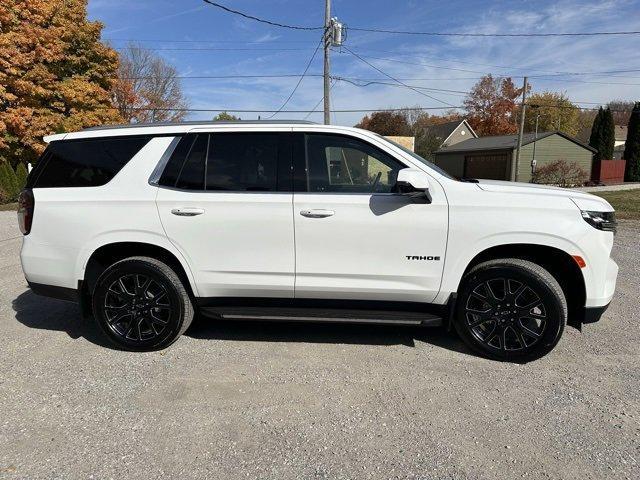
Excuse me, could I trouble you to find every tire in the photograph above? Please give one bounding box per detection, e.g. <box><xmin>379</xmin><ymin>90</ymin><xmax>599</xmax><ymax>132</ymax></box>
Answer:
<box><xmin>92</xmin><ymin>256</ymin><xmax>194</xmax><ymax>351</ymax></box>
<box><xmin>454</xmin><ymin>258</ymin><xmax>566</xmax><ymax>362</ymax></box>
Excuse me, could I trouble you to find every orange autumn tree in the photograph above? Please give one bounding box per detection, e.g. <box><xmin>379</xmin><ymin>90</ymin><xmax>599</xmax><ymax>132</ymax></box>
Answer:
<box><xmin>0</xmin><ymin>0</ymin><xmax>122</xmax><ymax>166</ymax></box>
<box><xmin>463</xmin><ymin>74</ymin><xmax>529</xmax><ymax>136</ymax></box>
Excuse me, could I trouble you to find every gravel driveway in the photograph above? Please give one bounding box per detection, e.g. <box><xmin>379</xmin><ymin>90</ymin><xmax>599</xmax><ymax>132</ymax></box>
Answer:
<box><xmin>0</xmin><ymin>211</ymin><xmax>638</xmax><ymax>479</ymax></box>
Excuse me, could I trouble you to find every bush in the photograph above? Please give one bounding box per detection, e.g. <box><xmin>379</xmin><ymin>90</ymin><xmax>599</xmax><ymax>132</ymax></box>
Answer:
<box><xmin>16</xmin><ymin>162</ymin><xmax>28</xmax><ymax>190</ymax></box>
<box><xmin>0</xmin><ymin>161</ymin><xmax>20</xmax><ymax>202</ymax></box>
<box><xmin>531</xmin><ymin>160</ymin><xmax>589</xmax><ymax>187</ymax></box>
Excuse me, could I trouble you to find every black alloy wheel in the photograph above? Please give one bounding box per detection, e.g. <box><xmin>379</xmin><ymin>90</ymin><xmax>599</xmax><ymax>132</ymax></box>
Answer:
<box><xmin>103</xmin><ymin>274</ymin><xmax>172</xmax><ymax>342</ymax></box>
<box><xmin>455</xmin><ymin>258</ymin><xmax>567</xmax><ymax>362</ymax></box>
<box><xmin>92</xmin><ymin>256</ymin><xmax>194</xmax><ymax>351</ymax></box>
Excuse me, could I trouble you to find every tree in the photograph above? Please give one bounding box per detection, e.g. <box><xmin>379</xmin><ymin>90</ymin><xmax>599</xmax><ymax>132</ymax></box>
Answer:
<box><xmin>112</xmin><ymin>44</ymin><xmax>188</xmax><ymax>123</ymax></box>
<box><xmin>589</xmin><ymin>107</ymin><xmax>615</xmax><ymax>161</ymax></box>
<box><xmin>410</xmin><ymin>110</ymin><xmax>463</xmax><ymax>159</ymax></box>
<box><xmin>589</xmin><ymin>107</ymin><xmax>604</xmax><ymax>157</ymax></box>
<box><xmin>0</xmin><ymin>0</ymin><xmax>122</xmax><ymax>167</ymax></box>
<box><xmin>525</xmin><ymin>92</ymin><xmax>581</xmax><ymax>136</ymax></box>
<box><xmin>213</xmin><ymin>112</ymin><xmax>240</xmax><ymax>121</ymax></box>
<box><xmin>608</xmin><ymin>100</ymin><xmax>635</xmax><ymax>126</ymax></box>
<box><xmin>601</xmin><ymin>107</ymin><xmax>615</xmax><ymax>160</ymax></box>
<box><xmin>463</xmin><ymin>75</ymin><xmax>527</xmax><ymax>136</ymax></box>
<box><xmin>16</xmin><ymin>162</ymin><xmax>28</xmax><ymax>190</ymax></box>
<box><xmin>355</xmin><ymin>108</ymin><xmax>463</xmax><ymax>158</ymax></box>
<box><xmin>355</xmin><ymin>111</ymin><xmax>411</xmax><ymax>136</ymax></box>
<box><xmin>0</xmin><ymin>161</ymin><xmax>19</xmax><ymax>201</ymax></box>
<box><xmin>624</xmin><ymin>102</ymin><xmax>640</xmax><ymax>181</ymax></box>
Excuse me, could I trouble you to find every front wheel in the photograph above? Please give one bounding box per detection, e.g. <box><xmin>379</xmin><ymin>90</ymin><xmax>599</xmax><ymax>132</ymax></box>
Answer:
<box><xmin>454</xmin><ymin>258</ymin><xmax>567</xmax><ymax>362</ymax></box>
<box><xmin>92</xmin><ymin>256</ymin><xmax>194</xmax><ymax>351</ymax></box>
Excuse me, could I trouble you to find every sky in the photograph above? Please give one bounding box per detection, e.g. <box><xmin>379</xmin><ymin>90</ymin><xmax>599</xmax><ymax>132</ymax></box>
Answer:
<box><xmin>88</xmin><ymin>0</ymin><xmax>640</xmax><ymax>126</ymax></box>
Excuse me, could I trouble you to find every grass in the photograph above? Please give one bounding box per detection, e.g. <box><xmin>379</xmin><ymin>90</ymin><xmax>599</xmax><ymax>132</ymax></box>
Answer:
<box><xmin>0</xmin><ymin>202</ymin><xmax>17</xmax><ymax>212</ymax></box>
<box><xmin>592</xmin><ymin>189</ymin><xmax>640</xmax><ymax>220</ymax></box>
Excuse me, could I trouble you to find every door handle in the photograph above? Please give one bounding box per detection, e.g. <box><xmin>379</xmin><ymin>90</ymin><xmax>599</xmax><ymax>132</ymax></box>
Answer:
<box><xmin>300</xmin><ymin>209</ymin><xmax>335</xmax><ymax>218</ymax></box>
<box><xmin>171</xmin><ymin>208</ymin><xmax>205</xmax><ymax>217</ymax></box>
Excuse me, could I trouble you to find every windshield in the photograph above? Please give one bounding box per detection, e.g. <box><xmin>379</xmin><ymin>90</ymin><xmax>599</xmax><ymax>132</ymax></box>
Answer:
<box><xmin>375</xmin><ymin>134</ymin><xmax>456</xmax><ymax>180</ymax></box>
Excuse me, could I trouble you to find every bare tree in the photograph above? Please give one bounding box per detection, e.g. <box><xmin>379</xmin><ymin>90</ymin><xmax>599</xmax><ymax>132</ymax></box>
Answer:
<box><xmin>608</xmin><ymin>100</ymin><xmax>635</xmax><ymax>126</ymax></box>
<box><xmin>112</xmin><ymin>44</ymin><xmax>189</xmax><ymax>123</ymax></box>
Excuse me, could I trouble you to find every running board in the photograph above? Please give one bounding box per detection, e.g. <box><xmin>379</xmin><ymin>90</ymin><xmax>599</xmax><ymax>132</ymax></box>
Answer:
<box><xmin>200</xmin><ymin>306</ymin><xmax>443</xmax><ymax>327</ymax></box>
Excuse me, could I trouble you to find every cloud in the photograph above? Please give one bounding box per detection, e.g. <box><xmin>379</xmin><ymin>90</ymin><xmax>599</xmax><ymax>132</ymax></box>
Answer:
<box><xmin>103</xmin><ymin>5</ymin><xmax>206</xmax><ymax>35</ymax></box>
<box><xmin>254</xmin><ymin>32</ymin><xmax>282</xmax><ymax>43</ymax></box>
<box><xmin>171</xmin><ymin>0</ymin><xmax>640</xmax><ymax>125</ymax></box>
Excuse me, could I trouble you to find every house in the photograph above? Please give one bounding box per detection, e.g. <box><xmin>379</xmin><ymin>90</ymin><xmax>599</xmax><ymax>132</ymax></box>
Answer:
<box><xmin>421</xmin><ymin>119</ymin><xmax>477</xmax><ymax>148</ymax></box>
<box><xmin>434</xmin><ymin>131</ymin><xmax>596</xmax><ymax>182</ymax></box>
<box><xmin>384</xmin><ymin>136</ymin><xmax>415</xmax><ymax>151</ymax></box>
<box><xmin>614</xmin><ymin>125</ymin><xmax>627</xmax><ymax>160</ymax></box>
<box><xmin>615</xmin><ymin>125</ymin><xmax>627</xmax><ymax>147</ymax></box>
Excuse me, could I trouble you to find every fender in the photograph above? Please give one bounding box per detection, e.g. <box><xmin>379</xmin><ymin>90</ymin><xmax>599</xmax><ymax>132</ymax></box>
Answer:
<box><xmin>75</xmin><ymin>230</ymin><xmax>200</xmax><ymax>297</ymax></box>
<box><xmin>433</xmin><ymin>232</ymin><xmax>591</xmax><ymax>305</ymax></box>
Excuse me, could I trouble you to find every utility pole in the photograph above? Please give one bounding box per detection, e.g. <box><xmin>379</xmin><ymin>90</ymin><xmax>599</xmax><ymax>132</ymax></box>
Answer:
<box><xmin>323</xmin><ymin>0</ymin><xmax>331</xmax><ymax>125</ymax></box>
<box><xmin>531</xmin><ymin>113</ymin><xmax>540</xmax><ymax>177</ymax></box>
<box><xmin>512</xmin><ymin>76</ymin><xmax>528</xmax><ymax>182</ymax></box>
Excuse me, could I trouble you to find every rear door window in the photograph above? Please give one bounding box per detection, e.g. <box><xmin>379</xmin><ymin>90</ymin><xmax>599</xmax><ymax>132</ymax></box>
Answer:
<box><xmin>31</xmin><ymin>136</ymin><xmax>152</xmax><ymax>188</ymax></box>
<box><xmin>206</xmin><ymin>133</ymin><xmax>280</xmax><ymax>191</ymax></box>
<box><xmin>175</xmin><ymin>134</ymin><xmax>208</xmax><ymax>190</ymax></box>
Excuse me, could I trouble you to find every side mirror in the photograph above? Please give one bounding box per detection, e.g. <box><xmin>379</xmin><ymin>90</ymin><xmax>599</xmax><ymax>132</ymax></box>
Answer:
<box><xmin>393</xmin><ymin>168</ymin><xmax>432</xmax><ymax>204</ymax></box>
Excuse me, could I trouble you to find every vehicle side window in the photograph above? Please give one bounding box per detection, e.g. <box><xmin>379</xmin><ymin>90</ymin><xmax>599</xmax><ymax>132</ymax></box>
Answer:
<box><xmin>158</xmin><ymin>134</ymin><xmax>197</xmax><ymax>187</ymax></box>
<box><xmin>31</xmin><ymin>136</ymin><xmax>152</xmax><ymax>188</ymax></box>
<box><xmin>175</xmin><ymin>134</ymin><xmax>207</xmax><ymax>190</ymax></box>
<box><xmin>305</xmin><ymin>134</ymin><xmax>404</xmax><ymax>193</ymax></box>
<box><xmin>206</xmin><ymin>133</ymin><xmax>279</xmax><ymax>191</ymax></box>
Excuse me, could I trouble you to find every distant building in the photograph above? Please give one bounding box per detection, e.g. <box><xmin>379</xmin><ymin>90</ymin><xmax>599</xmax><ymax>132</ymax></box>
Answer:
<box><xmin>384</xmin><ymin>136</ymin><xmax>415</xmax><ymax>152</ymax></box>
<box><xmin>614</xmin><ymin>125</ymin><xmax>627</xmax><ymax>160</ymax></box>
<box><xmin>434</xmin><ymin>131</ymin><xmax>596</xmax><ymax>182</ymax></box>
<box><xmin>615</xmin><ymin>125</ymin><xmax>628</xmax><ymax>147</ymax></box>
<box><xmin>421</xmin><ymin>119</ymin><xmax>477</xmax><ymax>148</ymax></box>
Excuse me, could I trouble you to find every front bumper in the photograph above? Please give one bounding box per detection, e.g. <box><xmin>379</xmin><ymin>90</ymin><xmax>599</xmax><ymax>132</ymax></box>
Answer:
<box><xmin>585</xmin><ymin>256</ymin><xmax>618</xmax><ymax>308</ymax></box>
<box><xmin>583</xmin><ymin>303</ymin><xmax>610</xmax><ymax>324</ymax></box>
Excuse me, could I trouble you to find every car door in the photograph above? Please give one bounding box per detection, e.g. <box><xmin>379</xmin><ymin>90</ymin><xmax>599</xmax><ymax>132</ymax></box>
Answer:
<box><xmin>292</xmin><ymin>130</ymin><xmax>448</xmax><ymax>303</ymax></box>
<box><xmin>155</xmin><ymin>129</ymin><xmax>295</xmax><ymax>299</ymax></box>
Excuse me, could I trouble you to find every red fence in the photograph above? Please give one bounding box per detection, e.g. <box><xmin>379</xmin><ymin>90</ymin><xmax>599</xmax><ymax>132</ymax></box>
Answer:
<box><xmin>592</xmin><ymin>159</ymin><xmax>626</xmax><ymax>185</ymax></box>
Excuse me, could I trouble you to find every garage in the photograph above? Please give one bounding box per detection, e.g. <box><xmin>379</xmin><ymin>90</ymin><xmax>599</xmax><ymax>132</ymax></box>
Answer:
<box><xmin>464</xmin><ymin>153</ymin><xmax>510</xmax><ymax>180</ymax></box>
<box><xmin>434</xmin><ymin>131</ymin><xmax>596</xmax><ymax>182</ymax></box>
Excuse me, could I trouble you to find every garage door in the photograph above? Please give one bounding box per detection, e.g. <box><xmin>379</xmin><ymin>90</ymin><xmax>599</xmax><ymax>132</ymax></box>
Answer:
<box><xmin>464</xmin><ymin>154</ymin><xmax>510</xmax><ymax>180</ymax></box>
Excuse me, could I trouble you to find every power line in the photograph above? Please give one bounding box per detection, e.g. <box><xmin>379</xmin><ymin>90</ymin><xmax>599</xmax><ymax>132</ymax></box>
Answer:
<box><xmin>113</xmin><ymin>47</ymin><xmax>314</xmax><ymax>52</ymax></box>
<box><xmin>98</xmin><ymin>105</ymin><xmax>463</xmax><ymax>114</ymax></box>
<box><xmin>105</xmin><ymin>38</ymin><xmax>318</xmax><ymax>44</ymax></box>
<box><xmin>333</xmin><ymin>76</ymin><xmax>468</xmax><ymax>95</ymax></box>
<box><xmin>265</xmin><ymin>33</ymin><xmax>325</xmax><ymax>119</ymax></box>
<box><xmin>350</xmin><ymin>48</ymin><xmax>592</xmax><ymax>76</ymax></box>
<box><xmin>199</xmin><ymin>2</ymin><xmax>640</xmax><ymax>38</ymax></box>
<box><xmin>338</xmin><ymin>51</ymin><xmax>640</xmax><ymax>79</ymax></box>
<box><xmin>202</xmin><ymin>0</ymin><xmax>323</xmax><ymax>31</ymax></box>
<box><xmin>341</xmin><ymin>46</ymin><xmax>458</xmax><ymax>108</ymax></box>
<box><xmin>304</xmin><ymin>79</ymin><xmax>336</xmax><ymax>120</ymax></box>
<box><xmin>117</xmin><ymin>73</ymin><xmax>640</xmax><ymax>86</ymax></box>
<box><xmin>122</xmin><ymin>74</ymin><xmax>324</xmax><ymax>80</ymax></box>
<box><xmin>349</xmin><ymin>26</ymin><xmax>640</xmax><ymax>37</ymax></box>
<box><xmin>94</xmin><ymin>103</ymin><xmax>633</xmax><ymax>115</ymax></box>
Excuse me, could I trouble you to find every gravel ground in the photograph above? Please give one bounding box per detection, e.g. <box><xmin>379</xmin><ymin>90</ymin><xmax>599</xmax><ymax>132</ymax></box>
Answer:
<box><xmin>0</xmin><ymin>211</ymin><xmax>638</xmax><ymax>479</ymax></box>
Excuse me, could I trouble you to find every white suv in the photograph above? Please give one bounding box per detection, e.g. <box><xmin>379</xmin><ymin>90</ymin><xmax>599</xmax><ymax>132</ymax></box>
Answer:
<box><xmin>18</xmin><ymin>121</ymin><xmax>618</xmax><ymax>361</ymax></box>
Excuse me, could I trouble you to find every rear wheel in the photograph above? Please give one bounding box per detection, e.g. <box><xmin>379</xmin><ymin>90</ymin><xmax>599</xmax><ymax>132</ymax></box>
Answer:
<box><xmin>454</xmin><ymin>258</ymin><xmax>566</xmax><ymax>362</ymax></box>
<box><xmin>92</xmin><ymin>256</ymin><xmax>194</xmax><ymax>351</ymax></box>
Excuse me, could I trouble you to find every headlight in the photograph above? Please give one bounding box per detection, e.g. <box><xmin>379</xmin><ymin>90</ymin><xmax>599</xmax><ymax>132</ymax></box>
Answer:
<box><xmin>581</xmin><ymin>210</ymin><xmax>617</xmax><ymax>233</ymax></box>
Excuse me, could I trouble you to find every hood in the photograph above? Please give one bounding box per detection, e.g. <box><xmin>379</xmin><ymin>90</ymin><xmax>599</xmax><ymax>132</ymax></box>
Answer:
<box><xmin>475</xmin><ymin>179</ymin><xmax>614</xmax><ymax>212</ymax></box>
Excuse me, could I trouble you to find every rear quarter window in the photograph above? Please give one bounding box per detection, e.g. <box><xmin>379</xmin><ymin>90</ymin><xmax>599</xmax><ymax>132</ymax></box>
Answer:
<box><xmin>30</xmin><ymin>136</ymin><xmax>152</xmax><ymax>188</ymax></box>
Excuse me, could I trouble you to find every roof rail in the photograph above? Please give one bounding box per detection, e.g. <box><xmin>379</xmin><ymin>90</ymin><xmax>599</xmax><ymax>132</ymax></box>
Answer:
<box><xmin>83</xmin><ymin>119</ymin><xmax>318</xmax><ymax>131</ymax></box>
